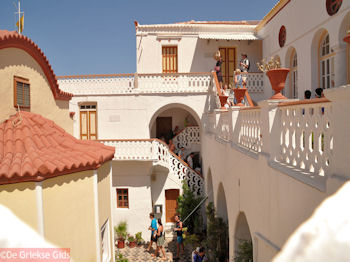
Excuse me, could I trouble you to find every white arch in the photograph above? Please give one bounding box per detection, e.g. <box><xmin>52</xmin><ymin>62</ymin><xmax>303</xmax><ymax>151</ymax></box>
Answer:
<box><xmin>148</xmin><ymin>102</ymin><xmax>201</xmax><ymax>135</ymax></box>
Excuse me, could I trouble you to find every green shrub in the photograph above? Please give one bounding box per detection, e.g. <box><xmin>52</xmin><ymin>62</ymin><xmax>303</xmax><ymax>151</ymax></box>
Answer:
<box><xmin>114</xmin><ymin>221</ymin><xmax>127</xmax><ymax>240</ymax></box>
<box><xmin>234</xmin><ymin>239</ymin><xmax>253</xmax><ymax>262</ymax></box>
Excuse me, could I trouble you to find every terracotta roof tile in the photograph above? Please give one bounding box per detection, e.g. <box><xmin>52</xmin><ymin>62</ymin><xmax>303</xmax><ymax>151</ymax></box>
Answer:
<box><xmin>0</xmin><ymin>30</ymin><xmax>72</xmax><ymax>101</ymax></box>
<box><xmin>0</xmin><ymin>111</ymin><xmax>115</xmax><ymax>185</ymax></box>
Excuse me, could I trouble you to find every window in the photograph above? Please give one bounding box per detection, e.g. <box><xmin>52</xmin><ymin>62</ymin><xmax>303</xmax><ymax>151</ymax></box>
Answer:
<box><xmin>80</xmin><ymin>103</ymin><xmax>97</xmax><ymax>140</ymax></box>
<box><xmin>14</xmin><ymin>76</ymin><xmax>30</xmax><ymax>108</ymax></box>
<box><xmin>101</xmin><ymin>220</ymin><xmax>111</xmax><ymax>262</ymax></box>
<box><xmin>290</xmin><ymin>50</ymin><xmax>298</xmax><ymax>98</ymax></box>
<box><xmin>162</xmin><ymin>46</ymin><xmax>178</xmax><ymax>73</ymax></box>
<box><xmin>117</xmin><ymin>188</ymin><xmax>129</xmax><ymax>208</ymax></box>
<box><xmin>319</xmin><ymin>33</ymin><xmax>334</xmax><ymax>89</ymax></box>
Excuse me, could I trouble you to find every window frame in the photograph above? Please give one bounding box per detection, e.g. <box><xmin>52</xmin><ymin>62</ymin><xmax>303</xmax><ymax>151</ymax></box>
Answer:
<box><xmin>116</xmin><ymin>188</ymin><xmax>129</xmax><ymax>208</ymax></box>
<box><xmin>289</xmin><ymin>50</ymin><xmax>298</xmax><ymax>99</ymax></box>
<box><xmin>100</xmin><ymin>220</ymin><xmax>111</xmax><ymax>262</ymax></box>
<box><xmin>13</xmin><ymin>76</ymin><xmax>30</xmax><ymax>109</ymax></box>
<box><xmin>162</xmin><ymin>46</ymin><xmax>178</xmax><ymax>73</ymax></box>
<box><xmin>318</xmin><ymin>32</ymin><xmax>335</xmax><ymax>89</ymax></box>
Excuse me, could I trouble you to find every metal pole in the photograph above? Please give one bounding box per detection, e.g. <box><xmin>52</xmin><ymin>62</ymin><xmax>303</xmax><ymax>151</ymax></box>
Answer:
<box><xmin>182</xmin><ymin>190</ymin><xmax>212</xmax><ymax>224</ymax></box>
<box><xmin>18</xmin><ymin>0</ymin><xmax>21</xmax><ymax>35</ymax></box>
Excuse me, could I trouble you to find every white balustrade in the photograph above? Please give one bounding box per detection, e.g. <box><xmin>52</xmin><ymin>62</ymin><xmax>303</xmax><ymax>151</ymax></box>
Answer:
<box><xmin>238</xmin><ymin>108</ymin><xmax>262</xmax><ymax>152</ymax></box>
<box><xmin>246</xmin><ymin>73</ymin><xmax>264</xmax><ymax>93</ymax></box>
<box><xmin>137</xmin><ymin>73</ymin><xmax>211</xmax><ymax>93</ymax></box>
<box><xmin>57</xmin><ymin>73</ymin><xmax>211</xmax><ymax>95</ymax></box>
<box><xmin>173</xmin><ymin>126</ymin><xmax>200</xmax><ymax>150</ymax></box>
<box><xmin>99</xmin><ymin>139</ymin><xmax>204</xmax><ymax>195</ymax></box>
<box><xmin>277</xmin><ymin>102</ymin><xmax>333</xmax><ymax>178</ymax></box>
<box><xmin>58</xmin><ymin>74</ymin><xmax>135</xmax><ymax>95</ymax></box>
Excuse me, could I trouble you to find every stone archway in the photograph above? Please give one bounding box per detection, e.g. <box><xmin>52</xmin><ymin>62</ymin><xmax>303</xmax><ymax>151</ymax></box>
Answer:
<box><xmin>148</xmin><ymin>103</ymin><xmax>201</xmax><ymax>139</ymax></box>
<box><xmin>234</xmin><ymin>212</ymin><xmax>252</xmax><ymax>259</ymax></box>
<box><xmin>206</xmin><ymin>168</ymin><xmax>214</xmax><ymax>204</ymax></box>
<box><xmin>216</xmin><ymin>182</ymin><xmax>228</xmax><ymax>222</ymax></box>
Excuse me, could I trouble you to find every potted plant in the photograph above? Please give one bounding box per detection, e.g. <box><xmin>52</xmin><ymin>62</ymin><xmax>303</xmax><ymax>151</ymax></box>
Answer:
<box><xmin>135</xmin><ymin>232</ymin><xmax>144</xmax><ymax>246</ymax></box>
<box><xmin>127</xmin><ymin>235</ymin><xmax>137</xmax><ymax>248</ymax></box>
<box><xmin>234</xmin><ymin>88</ymin><xmax>247</xmax><ymax>106</ymax></box>
<box><xmin>257</xmin><ymin>56</ymin><xmax>289</xmax><ymax>100</ymax></box>
<box><xmin>343</xmin><ymin>27</ymin><xmax>350</xmax><ymax>44</ymax></box>
<box><xmin>115</xmin><ymin>222</ymin><xmax>127</xmax><ymax>249</ymax></box>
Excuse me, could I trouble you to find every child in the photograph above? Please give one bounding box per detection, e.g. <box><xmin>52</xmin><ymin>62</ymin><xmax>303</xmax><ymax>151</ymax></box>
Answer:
<box><xmin>227</xmin><ymin>84</ymin><xmax>235</xmax><ymax>106</ymax></box>
<box><xmin>234</xmin><ymin>69</ymin><xmax>243</xmax><ymax>89</ymax></box>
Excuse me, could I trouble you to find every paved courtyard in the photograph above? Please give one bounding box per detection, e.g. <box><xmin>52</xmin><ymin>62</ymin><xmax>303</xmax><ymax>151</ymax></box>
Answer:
<box><xmin>116</xmin><ymin>239</ymin><xmax>193</xmax><ymax>262</ymax></box>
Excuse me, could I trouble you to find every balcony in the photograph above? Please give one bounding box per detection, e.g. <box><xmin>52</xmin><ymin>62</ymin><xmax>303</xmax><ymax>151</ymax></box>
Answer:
<box><xmin>57</xmin><ymin>72</ymin><xmax>264</xmax><ymax>96</ymax></box>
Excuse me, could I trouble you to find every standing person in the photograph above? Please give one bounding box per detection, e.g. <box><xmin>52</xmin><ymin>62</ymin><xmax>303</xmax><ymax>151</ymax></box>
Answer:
<box><xmin>239</xmin><ymin>54</ymin><xmax>250</xmax><ymax>87</ymax></box>
<box><xmin>304</xmin><ymin>90</ymin><xmax>312</xmax><ymax>99</ymax></box>
<box><xmin>152</xmin><ymin>219</ymin><xmax>167</xmax><ymax>260</ymax></box>
<box><xmin>168</xmin><ymin>139</ymin><xmax>176</xmax><ymax>152</ymax></box>
<box><xmin>214</xmin><ymin>51</ymin><xmax>223</xmax><ymax>88</ymax></box>
<box><xmin>186</xmin><ymin>153</ymin><xmax>194</xmax><ymax>169</ymax></box>
<box><xmin>146</xmin><ymin>213</ymin><xmax>158</xmax><ymax>252</ymax></box>
<box><xmin>178</xmin><ymin>147</ymin><xmax>186</xmax><ymax>159</ymax></box>
<box><xmin>174</xmin><ymin>215</ymin><xmax>184</xmax><ymax>260</ymax></box>
<box><xmin>234</xmin><ymin>69</ymin><xmax>243</xmax><ymax>89</ymax></box>
<box><xmin>193</xmin><ymin>247</ymin><xmax>206</xmax><ymax>262</ymax></box>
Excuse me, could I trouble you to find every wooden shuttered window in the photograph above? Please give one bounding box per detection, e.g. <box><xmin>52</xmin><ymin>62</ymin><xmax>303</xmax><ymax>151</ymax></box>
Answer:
<box><xmin>14</xmin><ymin>76</ymin><xmax>30</xmax><ymax>108</ymax></box>
<box><xmin>117</xmin><ymin>189</ymin><xmax>129</xmax><ymax>208</ymax></box>
<box><xmin>80</xmin><ymin>104</ymin><xmax>97</xmax><ymax>140</ymax></box>
<box><xmin>219</xmin><ymin>47</ymin><xmax>236</xmax><ymax>86</ymax></box>
<box><xmin>162</xmin><ymin>46</ymin><xmax>178</xmax><ymax>73</ymax></box>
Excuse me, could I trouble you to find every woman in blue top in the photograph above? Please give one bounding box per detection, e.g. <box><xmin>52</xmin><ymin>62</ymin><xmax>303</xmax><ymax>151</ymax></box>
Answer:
<box><xmin>234</xmin><ymin>69</ymin><xmax>243</xmax><ymax>89</ymax></box>
<box><xmin>174</xmin><ymin>215</ymin><xmax>184</xmax><ymax>260</ymax></box>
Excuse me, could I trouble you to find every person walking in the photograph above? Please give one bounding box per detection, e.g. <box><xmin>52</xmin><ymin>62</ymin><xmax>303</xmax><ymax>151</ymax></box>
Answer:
<box><xmin>146</xmin><ymin>213</ymin><xmax>158</xmax><ymax>252</ymax></box>
<box><xmin>174</xmin><ymin>215</ymin><xmax>184</xmax><ymax>260</ymax></box>
<box><xmin>239</xmin><ymin>54</ymin><xmax>250</xmax><ymax>87</ymax></box>
<box><xmin>152</xmin><ymin>219</ymin><xmax>167</xmax><ymax>260</ymax></box>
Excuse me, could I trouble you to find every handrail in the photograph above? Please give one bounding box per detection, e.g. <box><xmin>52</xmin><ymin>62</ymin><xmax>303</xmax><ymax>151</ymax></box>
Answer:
<box><xmin>58</xmin><ymin>72</ymin><xmax>212</xmax><ymax>79</ymax></box>
<box><xmin>278</xmin><ymin>98</ymin><xmax>331</xmax><ymax>107</ymax></box>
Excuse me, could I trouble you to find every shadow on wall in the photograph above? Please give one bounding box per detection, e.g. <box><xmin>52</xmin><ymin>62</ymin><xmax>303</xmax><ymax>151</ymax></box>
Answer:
<box><xmin>216</xmin><ymin>182</ymin><xmax>228</xmax><ymax>222</ymax></box>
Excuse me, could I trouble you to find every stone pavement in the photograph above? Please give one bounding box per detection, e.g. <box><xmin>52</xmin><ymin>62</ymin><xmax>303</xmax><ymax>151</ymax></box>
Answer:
<box><xmin>116</xmin><ymin>239</ymin><xmax>193</xmax><ymax>262</ymax></box>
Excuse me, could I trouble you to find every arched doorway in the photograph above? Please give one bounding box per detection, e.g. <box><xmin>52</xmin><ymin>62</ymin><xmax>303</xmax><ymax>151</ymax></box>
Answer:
<box><xmin>149</xmin><ymin>103</ymin><xmax>200</xmax><ymax>140</ymax></box>
<box><xmin>234</xmin><ymin>212</ymin><xmax>253</xmax><ymax>261</ymax></box>
<box><xmin>206</xmin><ymin>168</ymin><xmax>214</xmax><ymax>204</ymax></box>
<box><xmin>216</xmin><ymin>183</ymin><xmax>228</xmax><ymax>222</ymax></box>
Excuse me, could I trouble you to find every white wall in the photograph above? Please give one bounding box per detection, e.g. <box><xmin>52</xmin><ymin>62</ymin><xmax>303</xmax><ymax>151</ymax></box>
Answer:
<box><xmin>69</xmin><ymin>94</ymin><xmax>206</xmax><ymax>140</ymax></box>
<box><xmin>111</xmin><ymin>161</ymin><xmax>184</xmax><ymax>240</ymax></box>
<box><xmin>111</xmin><ymin>161</ymin><xmax>153</xmax><ymax>239</ymax></box>
<box><xmin>258</xmin><ymin>0</ymin><xmax>350</xmax><ymax>98</ymax></box>
<box><xmin>137</xmin><ymin>36</ymin><xmax>262</xmax><ymax>74</ymax></box>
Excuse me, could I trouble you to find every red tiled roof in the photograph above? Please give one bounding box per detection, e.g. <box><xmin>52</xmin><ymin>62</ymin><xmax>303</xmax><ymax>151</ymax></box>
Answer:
<box><xmin>0</xmin><ymin>30</ymin><xmax>72</xmax><ymax>101</ymax></box>
<box><xmin>0</xmin><ymin>111</ymin><xmax>115</xmax><ymax>185</ymax></box>
<box><xmin>178</xmin><ymin>20</ymin><xmax>260</xmax><ymax>25</ymax></box>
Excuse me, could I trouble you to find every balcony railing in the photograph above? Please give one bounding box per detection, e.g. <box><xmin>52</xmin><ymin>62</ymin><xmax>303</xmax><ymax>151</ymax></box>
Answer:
<box><xmin>173</xmin><ymin>126</ymin><xmax>200</xmax><ymax>150</ymax></box>
<box><xmin>57</xmin><ymin>73</ymin><xmax>212</xmax><ymax>95</ymax></box>
<box><xmin>98</xmin><ymin>139</ymin><xmax>204</xmax><ymax>196</ymax></box>
<box><xmin>204</xmin><ymin>96</ymin><xmax>337</xmax><ymax>190</ymax></box>
<box><xmin>57</xmin><ymin>72</ymin><xmax>264</xmax><ymax>96</ymax></box>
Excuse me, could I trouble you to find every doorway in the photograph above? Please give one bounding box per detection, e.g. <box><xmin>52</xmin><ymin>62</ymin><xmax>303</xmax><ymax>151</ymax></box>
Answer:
<box><xmin>219</xmin><ymin>47</ymin><xmax>236</xmax><ymax>85</ymax></box>
<box><xmin>165</xmin><ymin>189</ymin><xmax>179</xmax><ymax>223</ymax></box>
<box><xmin>156</xmin><ymin>117</ymin><xmax>172</xmax><ymax>142</ymax></box>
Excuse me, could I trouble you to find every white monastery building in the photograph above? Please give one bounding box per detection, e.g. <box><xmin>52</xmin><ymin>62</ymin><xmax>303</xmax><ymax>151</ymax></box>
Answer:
<box><xmin>57</xmin><ymin>0</ymin><xmax>350</xmax><ymax>261</ymax></box>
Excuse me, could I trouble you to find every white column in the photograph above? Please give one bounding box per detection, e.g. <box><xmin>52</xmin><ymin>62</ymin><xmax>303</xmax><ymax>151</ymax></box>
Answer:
<box><xmin>93</xmin><ymin>170</ymin><xmax>101</xmax><ymax>262</ymax></box>
<box><xmin>35</xmin><ymin>182</ymin><xmax>45</xmax><ymax>237</ymax></box>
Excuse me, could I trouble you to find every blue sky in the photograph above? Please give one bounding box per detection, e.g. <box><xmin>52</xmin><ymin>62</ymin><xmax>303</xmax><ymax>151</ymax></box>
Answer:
<box><xmin>0</xmin><ymin>0</ymin><xmax>277</xmax><ymax>76</ymax></box>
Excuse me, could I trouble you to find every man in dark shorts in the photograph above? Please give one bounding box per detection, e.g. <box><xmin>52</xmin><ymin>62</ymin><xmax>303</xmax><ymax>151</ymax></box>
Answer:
<box><xmin>146</xmin><ymin>213</ymin><xmax>158</xmax><ymax>252</ymax></box>
<box><xmin>174</xmin><ymin>215</ymin><xmax>184</xmax><ymax>260</ymax></box>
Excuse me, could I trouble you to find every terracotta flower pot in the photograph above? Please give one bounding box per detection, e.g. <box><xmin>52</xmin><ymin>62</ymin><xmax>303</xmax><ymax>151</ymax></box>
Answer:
<box><xmin>234</xmin><ymin>88</ymin><xmax>247</xmax><ymax>106</ymax></box>
<box><xmin>219</xmin><ymin>95</ymin><xmax>228</xmax><ymax>108</ymax></box>
<box><xmin>129</xmin><ymin>241</ymin><xmax>137</xmax><ymax>248</ymax></box>
<box><xmin>117</xmin><ymin>239</ymin><xmax>125</xmax><ymax>249</ymax></box>
<box><xmin>343</xmin><ymin>34</ymin><xmax>350</xmax><ymax>44</ymax></box>
<box><xmin>266</xmin><ymin>68</ymin><xmax>290</xmax><ymax>100</ymax></box>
